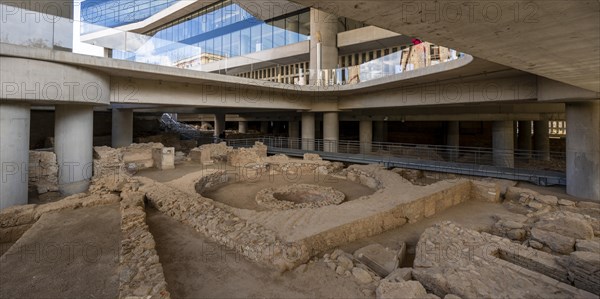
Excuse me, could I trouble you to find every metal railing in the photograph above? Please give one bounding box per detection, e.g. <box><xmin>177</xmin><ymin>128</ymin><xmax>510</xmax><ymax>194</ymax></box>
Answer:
<box><xmin>223</xmin><ymin>136</ymin><xmax>566</xmax><ymax>185</ymax></box>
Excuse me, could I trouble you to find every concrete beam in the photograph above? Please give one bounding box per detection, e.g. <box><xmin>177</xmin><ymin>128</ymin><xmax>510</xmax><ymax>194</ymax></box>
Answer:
<box><xmin>339</xmin><ymin>75</ymin><xmax>538</xmax><ymax>109</ymax></box>
<box><xmin>110</xmin><ymin>77</ymin><xmax>311</xmax><ymax>110</ymax></box>
<box><xmin>0</xmin><ymin>57</ymin><xmax>110</xmax><ymax>105</ymax></box>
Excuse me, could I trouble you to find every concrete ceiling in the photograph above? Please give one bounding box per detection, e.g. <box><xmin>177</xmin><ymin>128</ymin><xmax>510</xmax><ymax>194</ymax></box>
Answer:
<box><xmin>289</xmin><ymin>0</ymin><xmax>600</xmax><ymax>92</ymax></box>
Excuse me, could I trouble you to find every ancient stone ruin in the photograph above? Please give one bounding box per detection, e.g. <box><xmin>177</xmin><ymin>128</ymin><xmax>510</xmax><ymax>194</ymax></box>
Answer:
<box><xmin>1</xmin><ymin>141</ymin><xmax>598</xmax><ymax>299</ymax></box>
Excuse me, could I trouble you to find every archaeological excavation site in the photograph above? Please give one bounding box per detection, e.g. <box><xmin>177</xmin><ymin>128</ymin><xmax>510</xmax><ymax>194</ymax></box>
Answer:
<box><xmin>1</xmin><ymin>0</ymin><xmax>599</xmax><ymax>298</ymax></box>
<box><xmin>1</xmin><ymin>136</ymin><xmax>599</xmax><ymax>299</ymax></box>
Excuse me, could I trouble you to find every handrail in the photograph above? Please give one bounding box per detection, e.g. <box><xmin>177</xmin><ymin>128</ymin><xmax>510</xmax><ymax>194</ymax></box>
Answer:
<box><xmin>223</xmin><ymin>136</ymin><xmax>565</xmax><ymax>173</ymax></box>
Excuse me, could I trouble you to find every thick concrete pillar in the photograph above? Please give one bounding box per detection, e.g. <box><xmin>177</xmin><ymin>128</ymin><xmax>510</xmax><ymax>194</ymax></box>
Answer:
<box><xmin>260</xmin><ymin>121</ymin><xmax>269</xmax><ymax>135</ymax></box>
<box><xmin>111</xmin><ymin>108</ymin><xmax>133</xmax><ymax>148</ymax></box>
<box><xmin>566</xmin><ymin>101</ymin><xmax>600</xmax><ymax>201</ymax></box>
<box><xmin>301</xmin><ymin>112</ymin><xmax>315</xmax><ymax>151</ymax></box>
<box><xmin>534</xmin><ymin>120</ymin><xmax>550</xmax><ymax>161</ymax></box>
<box><xmin>238</xmin><ymin>121</ymin><xmax>248</xmax><ymax>134</ymax></box>
<box><xmin>492</xmin><ymin>121</ymin><xmax>514</xmax><ymax>168</ymax></box>
<box><xmin>518</xmin><ymin>121</ymin><xmax>533</xmax><ymax>157</ymax></box>
<box><xmin>373</xmin><ymin>121</ymin><xmax>388</xmax><ymax>143</ymax></box>
<box><xmin>55</xmin><ymin>105</ymin><xmax>93</xmax><ymax>195</ymax></box>
<box><xmin>214</xmin><ymin>113</ymin><xmax>225</xmax><ymax>138</ymax></box>
<box><xmin>359</xmin><ymin>120</ymin><xmax>373</xmax><ymax>154</ymax></box>
<box><xmin>323</xmin><ymin>112</ymin><xmax>339</xmax><ymax>152</ymax></box>
<box><xmin>447</xmin><ymin>121</ymin><xmax>460</xmax><ymax>161</ymax></box>
<box><xmin>309</xmin><ymin>8</ymin><xmax>338</xmax><ymax>85</ymax></box>
<box><xmin>288</xmin><ymin>120</ymin><xmax>300</xmax><ymax>149</ymax></box>
<box><xmin>0</xmin><ymin>103</ymin><xmax>30</xmax><ymax>209</ymax></box>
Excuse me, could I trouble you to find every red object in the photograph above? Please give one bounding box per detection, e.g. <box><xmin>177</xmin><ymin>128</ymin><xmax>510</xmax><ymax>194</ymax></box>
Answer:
<box><xmin>412</xmin><ymin>38</ymin><xmax>422</xmax><ymax>45</ymax></box>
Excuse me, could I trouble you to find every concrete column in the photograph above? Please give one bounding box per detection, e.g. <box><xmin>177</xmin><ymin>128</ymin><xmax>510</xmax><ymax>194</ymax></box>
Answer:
<box><xmin>288</xmin><ymin>120</ymin><xmax>300</xmax><ymax>149</ymax></box>
<box><xmin>518</xmin><ymin>121</ymin><xmax>531</xmax><ymax>158</ymax></box>
<box><xmin>373</xmin><ymin>121</ymin><xmax>388</xmax><ymax>142</ymax></box>
<box><xmin>534</xmin><ymin>120</ymin><xmax>550</xmax><ymax>161</ymax></box>
<box><xmin>492</xmin><ymin>121</ymin><xmax>514</xmax><ymax>168</ymax></box>
<box><xmin>111</xmin><ymin>108</ymin><xmax>133</xmax><ymax>148</ymax></box>
<box><xmin>301</xmin><ymin>112</ymin><xmax>315</xmax><ymax>151</ymax></box>
<box><xmin>359</xmin><ymin>120</ymin><xmax>373</xmax><ymax>154</ymax></box>
<box><xmin>566</xmin><ymin>101</ymin><xmax>599</xmax><ymax>201</ymax></box>
<box><xmin>309</xmin><ymin>8</ymin><xmax>338</xmax><ymax>85</ymax></box>
<box><xmin>55</xmin><ymin>105</ymin><xmax>93</xmax><ymax>195</ymax></box>
<box><xmin>447</xmin><ymin>121</ymin><xmax>460</xmax><ymax>161</ymax></box>
<box><xmin>323</xmin><ymin>112</ymin><xmax>339</xmax><ymax>152</ymax></box>
<box><xmin>213</xmin><ymin>113</ymin><xmax>225</xmax><ymax>137</ymax></box>
<box><xmin>0</xmin><ymin>103</ymin><xmax>30</xmax><ymax>209</ymax></box>
<box><xmin>238</xmin><ymin>121</ymin><xmax>248</xmax><ymax>134</ymax></box>
<box><xmin>260</xmin><ymin>121</ymin><xmax>269</xmax><ymax>135</ymax></box>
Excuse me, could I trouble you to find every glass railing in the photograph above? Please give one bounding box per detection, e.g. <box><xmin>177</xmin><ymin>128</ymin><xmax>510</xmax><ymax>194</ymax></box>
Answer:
<box><xmin>80</xmin><ymin>20</ymin><xmax>282</xmax><ymax>74</ymax></box>
<box><xmin>0</xmin><ymin>4</ymin><xmax>73</xmax><ymax>50</ymax></box>
<box><xmin>305</xmin><ymin>44</ymin><xmax>464</xmax><ymax>86</ymax></box>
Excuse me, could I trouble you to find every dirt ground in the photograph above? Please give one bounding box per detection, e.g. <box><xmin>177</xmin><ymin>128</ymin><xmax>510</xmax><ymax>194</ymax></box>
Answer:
<box><xmin>0</xmin><ymin>205</ymin><xmax>120</xmax><ymax>299</ymax></box>
<box><xmin>203</xmin><ymin>173</ymin><xmax>374</xmax><ymax>210</ymax></box>
<box><xmin>146</xmin><ymin>208</ymin><xmax>370</xmax><ymax>299</ymax></box>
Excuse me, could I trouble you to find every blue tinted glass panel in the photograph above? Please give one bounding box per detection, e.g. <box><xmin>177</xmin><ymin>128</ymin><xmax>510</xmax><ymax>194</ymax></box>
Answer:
<box><xmin>261</xmin><ymin>23</ymin><xmax>273</xmax><ymax>50</ymax></box>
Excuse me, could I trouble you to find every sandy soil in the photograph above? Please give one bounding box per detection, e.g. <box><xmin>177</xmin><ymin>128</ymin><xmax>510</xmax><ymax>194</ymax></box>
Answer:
<box><xmin>146</xmin><ymin>208</ymin><xmax>369</xmax><ymax>299</ymax></box>
<box><xmin>203</xmin><ymin>174</ymin><xmax>374</xmax><ymax>210</ymax></box>
<box><xmin>0</xmin><ymin>205</ymin><xmax>120</xmax><ymax>299</ymax></box>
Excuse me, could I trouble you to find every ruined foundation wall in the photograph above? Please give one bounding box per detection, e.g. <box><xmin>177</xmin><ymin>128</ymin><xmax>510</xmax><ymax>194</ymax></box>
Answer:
<box><xmin>118</xmin><ymin>191</ymin><xmax>170</xmax><ymax>298</ymax></box>
<box><xmin>300</xmin><ymin>181</ymin><xmax>472</xmax><ymax>256</ymax></box>
<box><xmin>140</xmin><ymin>177</ymin><xmax>310</xmax><ymax>271</ymax></box>
<box><xmin>28</xmin><ymin>151</ymin><xmax>59</xmax><ymax>194</ymax></box>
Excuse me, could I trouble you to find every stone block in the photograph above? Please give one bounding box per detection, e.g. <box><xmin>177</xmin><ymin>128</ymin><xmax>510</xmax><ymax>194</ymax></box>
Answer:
<box><xmin>152</xmin><ymin>147</ymin><xmax>175</xmax><ymax>170</ymax></box>
<box><xmin>471</xmin><ymin>180</ymin><xmax>500</xmax><ymax>202</ymax></box>
<box><xmin>354</xmin><ymin>243</ymin><xmax>399</xmax><ymax>277</ymax></box>
<box><xmin>376</xmin><ymin>280</ymin><xmax>427</xmax><ymax>299</ymax></box>
<box><xmin>384</xmin><ymin>267</ymin><xmax>412</xmax><ymax>282</ymax></box>
<box><xmin>575</xmin><ymin>239</ymin><xmax>600</xmax><ymax>253</ymax></box>
<box><xmin>530</xmin><ymin>228</ymin><xmax>575</xmax><ymax>254</ymax></box>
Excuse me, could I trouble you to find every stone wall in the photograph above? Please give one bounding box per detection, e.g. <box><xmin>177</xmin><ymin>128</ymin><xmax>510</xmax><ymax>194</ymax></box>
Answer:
<box><xmin>299</xmin><ymin>180</ymin><xmax>472</xmax><ymax>256</ymax></box>
<box><xmin>255</xmin><ymin>184</ymin><xmax>345</xmax><ymax>210</ymax></box>
<box><xmin>227</xmin><ymin>142</ymin><xmax>268</xmax><ymax>167</ymax></box>
<box><xmin>122</xmin><ymin>143</ymin><xmax>164</xmax><ymax>169</ymax></box>
<box><xmin>558</xmin><ymin>251</ymin><xmax>600</xmax><ymax>294</ymax></box>
<box><xmin>196</xmin><ymin>142</ymin><xmax>232</xmax><ymax>162</ymax></box>
<box><xmin>28</xmin><ymin>150</ymin><xmax>59</xmax><ymax>194</ymax></box>
<box><xmin>93</xmin><ymin>143</ymin><xmax>166</xmax><ymax>177</ymax></box>
<box><xmin>118</xmin><ymin>191</ymin><xmax>170</xmax><ymax>298</ymax></box>
<box><xmin>139</xmin><ymin>177</ymin><xmax>309</xmax><ymax>271</ymax></box>
<box><xmin>470</xmin><ymin>180</ymin><xmax>501</xmax><ymax>202</ymax></box>
<box><xmin>194</xmin><ymin>170</ymin><xmax>229</xmax><ymax>194</ymax></box>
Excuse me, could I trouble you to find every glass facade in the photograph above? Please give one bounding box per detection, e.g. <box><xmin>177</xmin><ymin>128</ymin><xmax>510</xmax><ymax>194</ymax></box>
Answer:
<box><xmin>81</xmin><ymin>0</ymin><xmax>179</xmax><ymax>33</ymax></box>
<box><xmin>83</xmin><ymin>0</ymin><xmax>310</xmax><ymax>67</ymax></box>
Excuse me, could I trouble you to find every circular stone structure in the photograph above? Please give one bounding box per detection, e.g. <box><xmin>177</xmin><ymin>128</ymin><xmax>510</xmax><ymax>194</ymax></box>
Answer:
<box><xmin>255</xmin><ymin>184</ymin><xmax>345</xmax><ymax>210</ymax></box>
